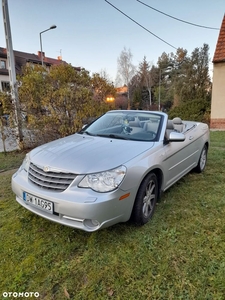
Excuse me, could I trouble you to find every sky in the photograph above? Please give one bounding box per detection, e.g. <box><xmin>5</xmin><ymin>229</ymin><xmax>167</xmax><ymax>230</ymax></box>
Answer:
<box><xmin>1</xmin><ymin>0</ymin><xmax>224</xmax><ymax>83</ymax></box>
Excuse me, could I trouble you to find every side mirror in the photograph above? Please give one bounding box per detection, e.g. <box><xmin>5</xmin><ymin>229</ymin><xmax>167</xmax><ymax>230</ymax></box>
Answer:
<box><xmin>168</xmin><ymin>131</ymin><xmax>185</xmax><ymax>142</ymax></box>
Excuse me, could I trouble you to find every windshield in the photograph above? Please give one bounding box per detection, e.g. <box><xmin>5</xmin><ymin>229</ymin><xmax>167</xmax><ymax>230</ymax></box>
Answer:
<box><xmin>79</xmin><ymin>111</ymin><xmax>163</xmax><ymax>141</ymax></box>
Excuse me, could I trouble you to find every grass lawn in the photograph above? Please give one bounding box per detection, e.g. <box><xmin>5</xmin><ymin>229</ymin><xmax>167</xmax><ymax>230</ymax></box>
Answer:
<box><xmin>0</xmin><ymin>132</ymin><xmax>225</xmax><ymax>299</ymax></box>
<box><xmin>0</xmin><ymin>150</ymin><xmax>27</xmax><ymax>173</ymax></box>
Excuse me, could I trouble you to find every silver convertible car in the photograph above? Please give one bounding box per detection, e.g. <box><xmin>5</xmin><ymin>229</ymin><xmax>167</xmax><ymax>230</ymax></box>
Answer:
<box><xmin>12</xmin><ymin>110</ymin><xmax>209</xmax><ymax>232</ymax></box>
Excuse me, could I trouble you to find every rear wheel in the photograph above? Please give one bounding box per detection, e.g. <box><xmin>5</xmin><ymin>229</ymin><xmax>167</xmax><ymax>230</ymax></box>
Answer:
<box><xmin>195</xmin><ymin>144</ymin><xmax>208</xmax><ymax>173</ymax></box>
<box><xmin>131</xmin><ymin>172</ymin><xmax>158</xmax><ymax>225</ymax></box>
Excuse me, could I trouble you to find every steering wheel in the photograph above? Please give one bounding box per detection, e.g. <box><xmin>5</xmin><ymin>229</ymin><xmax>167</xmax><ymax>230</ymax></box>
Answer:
<box><xmin>122</xmin><ymin>125</ymin><xmax>132</xmax><ymax>134</ymax></box>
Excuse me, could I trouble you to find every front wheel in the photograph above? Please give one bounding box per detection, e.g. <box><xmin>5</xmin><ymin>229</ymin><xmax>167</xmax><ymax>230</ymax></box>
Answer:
<box><xmin>131</xmin><ymin>172</ymin><xmax>158</xmax><ymax>225</ymax></box>
<box><xmin>195</xmin><ymin>144</ymin><xmax>208</xmax><ymax>173</ymax></box>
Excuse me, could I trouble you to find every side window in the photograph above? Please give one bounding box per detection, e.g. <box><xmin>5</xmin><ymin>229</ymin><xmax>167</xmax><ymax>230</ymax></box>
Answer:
<box><xmin>0</xmin><ymin>60</ymin><xmax>6</xmax><ymax>69</ymax></box>
<box><xmin>1</xmin><ymin>81</ymin><xmax>10</xmax><ymax>91</ymax></box>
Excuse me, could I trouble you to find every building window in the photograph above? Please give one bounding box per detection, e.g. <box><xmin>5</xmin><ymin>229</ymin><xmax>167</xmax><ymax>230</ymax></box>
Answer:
<box><xmin>1</xmin><ymin>81</ymin><xmax>10</xmax><ymax>91</ymax></box>
<box><xmin>0</xmin><ymin>60</ymin><xmax>6</xmax><ymax>69</ymax></box>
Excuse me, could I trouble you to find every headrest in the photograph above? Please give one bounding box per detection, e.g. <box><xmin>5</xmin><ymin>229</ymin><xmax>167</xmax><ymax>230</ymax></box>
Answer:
<box><xmin>167</xmin><ymin>120</ymin><xmax>174</xmax><ymax>130</ymax></box>
<box><xmin>173</xmin><ymin>117</ymin><xmax>182</xmax><ymax>124</ymax></box>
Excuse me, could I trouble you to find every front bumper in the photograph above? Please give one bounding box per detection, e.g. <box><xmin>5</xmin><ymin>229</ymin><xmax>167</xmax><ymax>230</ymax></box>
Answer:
<box><xmin>12</xmin><ymin>169</ymin><xmax>136</xmax><ymax>232</ymax></box>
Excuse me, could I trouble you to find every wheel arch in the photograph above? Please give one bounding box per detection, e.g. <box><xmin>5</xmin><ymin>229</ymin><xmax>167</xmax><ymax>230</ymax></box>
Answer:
<box><xmin>136</xmin><ymin>167</ymin><xmax>164</xmax><ymax>200</ymax></box>
<box><xmin>150</xmin><ymin>167</ymin><xmax>164</xmax><ymax>199</ymax></box>
<box><xmin>130</xmin><ymin>167</ymin><xmax>163</xmax><ymax>224</ymax></box>
<box><xmin>194</xmin><ymin>141</ymin><xmax>209</xmax><ymax>173</ymax></box>
<box><xmin>197</xmin><ymin>141</ymin><xmax>209</xmax><ymax>163</ymax></box>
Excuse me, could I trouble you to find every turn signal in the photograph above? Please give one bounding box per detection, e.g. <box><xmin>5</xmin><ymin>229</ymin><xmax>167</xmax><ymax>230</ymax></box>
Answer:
<box><xmin>119</xmin><ymin>193</ymin><xmax>130</xmax><ymax>200</ymax></box>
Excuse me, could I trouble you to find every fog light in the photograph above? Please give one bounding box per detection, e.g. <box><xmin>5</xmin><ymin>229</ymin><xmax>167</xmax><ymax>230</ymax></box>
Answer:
<box><xmin>83</xmin><ymin>219</ymin><xmax>100</xmax><ymax>229</ymax></box>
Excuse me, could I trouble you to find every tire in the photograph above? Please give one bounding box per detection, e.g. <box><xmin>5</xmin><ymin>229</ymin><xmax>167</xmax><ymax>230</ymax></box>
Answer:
<box><xmin>131</xmin><ymin>172</ymin><xmax>158</xmax><ymax>225</ymax></box>
<box><xmin>195</xmin><ymin>144</ymin><xmax>208</xmax><ymax>173</ymax></box>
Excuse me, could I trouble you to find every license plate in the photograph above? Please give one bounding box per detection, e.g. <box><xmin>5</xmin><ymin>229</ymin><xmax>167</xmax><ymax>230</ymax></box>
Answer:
<box><xmin>23</xmin><ymin>192</ymin><xmax>53</xmax><ymax>214</ymax></box>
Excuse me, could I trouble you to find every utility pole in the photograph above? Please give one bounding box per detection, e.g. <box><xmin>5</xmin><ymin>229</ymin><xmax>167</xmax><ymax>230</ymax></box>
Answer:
<box><xmin>2</xmin><ymin>0</ymin><xmax>23</xmax><ymax>147</ymax></box>
<box><xmin>144</xmin><ymin>73</ymin><xmax>152</xmax><ymax>109</ymax></box>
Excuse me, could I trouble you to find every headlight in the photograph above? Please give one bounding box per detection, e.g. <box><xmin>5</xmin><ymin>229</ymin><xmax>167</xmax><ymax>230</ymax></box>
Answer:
<box><xmin>78</xmin><ymin>166</ymin><xmax>126</xmax><ymax>192</ymax></box>
<box><xmin>19</xmin><ymin>153</ymin><xmax>30</xmax><ymax>172</ymax></box>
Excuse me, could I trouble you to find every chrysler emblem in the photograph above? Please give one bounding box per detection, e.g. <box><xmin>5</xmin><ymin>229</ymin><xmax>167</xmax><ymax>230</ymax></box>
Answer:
<box><xmin>43</xmin><ymin>166</ymin><xmax>50</xmax><ymax>172</ymax></box>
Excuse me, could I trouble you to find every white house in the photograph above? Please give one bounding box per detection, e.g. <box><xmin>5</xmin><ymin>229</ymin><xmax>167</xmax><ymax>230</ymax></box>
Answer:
<box><xmin>211</xmin><ymin>14</ymin><xmax>225</xmax><ymax>129</ymax></box>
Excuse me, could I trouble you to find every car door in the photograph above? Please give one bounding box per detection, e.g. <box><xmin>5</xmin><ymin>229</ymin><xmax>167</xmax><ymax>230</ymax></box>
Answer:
<box><xmin>162</xmin><ymin>126</ymin><xmax>199</xmax><ymax>190</ymax></box>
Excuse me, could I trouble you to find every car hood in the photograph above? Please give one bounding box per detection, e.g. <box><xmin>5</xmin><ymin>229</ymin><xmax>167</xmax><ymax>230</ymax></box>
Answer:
<box><xmin>30</xmin><ymin>134</ymin><xmax>154</xmax><ymax>174</ymax></box>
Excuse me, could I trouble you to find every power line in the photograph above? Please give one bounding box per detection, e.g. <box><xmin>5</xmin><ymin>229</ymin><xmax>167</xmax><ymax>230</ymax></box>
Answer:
<box><xmin>137</xmin><ymin>0</ymin><xmax>220</xmax><ymax>30</ymax></box>
<box><xmin>104</xmin><ymin>0</ymin><xmax>177</xmax><ymax>50</ymax></box>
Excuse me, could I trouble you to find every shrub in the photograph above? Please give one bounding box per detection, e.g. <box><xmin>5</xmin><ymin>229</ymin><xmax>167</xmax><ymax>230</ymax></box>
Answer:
<box><xmin>168</xmin><ymin>99</ymin><xmax>211</xmax><ymax>124</ymax></box>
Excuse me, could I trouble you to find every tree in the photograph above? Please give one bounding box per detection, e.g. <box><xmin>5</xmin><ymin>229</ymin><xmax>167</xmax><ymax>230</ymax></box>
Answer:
<box><xmin>17</xmin><ymin>64</ymin><xmax>110</xmax><ymax>147</ymax></box>
<box><xmin>129</xmin><ymin>74</ymin><xmax>141</xmax><ymax>109</ymax></box>
<box><xmin>171</xmin><ymin>45</ymin><xmax>211</xmax><ymax>105</ymax></box>
<box><xmin>137</xmin><ymin>56</ymin><xmax>153</xmax><ymax>109</ymax></box>
<box><xmin>188</xmin><ymin>43</ymin><xmax>211</xmax><ymax>101</ymax></box>
<box><xmin>116</xmin><ymin>47</ymin><xmax>136</xmax><ymax>109</ymax></box>
<box><xmin>92</xmin><ymin>72</ymin><xmax>116</xmax><ymax>102</ymax></box>
<box><xmin>129</xmin><ymin>57</ymin><xmax>160</xmax><ymax>110</ymax></box>
<box><xmin>154</xmin><ymin>52</ymin><xmax>175</xmax><ymax>110</ymax></box>
<box><xmin>155</xmin><ymin>44</ymin><xmax>211</xmax><ymax>110</ymax></box>
<box><xmin>0</xmin><ymin>92</ymin><xmax>15</xmax><ymax>154</ymax></box>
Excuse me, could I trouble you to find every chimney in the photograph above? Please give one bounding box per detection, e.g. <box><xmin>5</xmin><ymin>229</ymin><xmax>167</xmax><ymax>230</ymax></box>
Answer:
<box><xmin>38</xmin><ymin>51</ymin><xmax>45</xmax><ymax>59</ymax></box>
<box><xmin>57</xmin><ymin>56</ymin><xmax>62</xmax><ymax>61</ymax></box>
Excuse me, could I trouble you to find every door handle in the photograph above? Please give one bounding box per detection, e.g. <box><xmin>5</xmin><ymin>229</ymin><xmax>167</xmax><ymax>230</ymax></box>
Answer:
<box><xmin>189</xmin><ymin>136</ymin><xmax>194</xmax><ymax>140</ymax></box>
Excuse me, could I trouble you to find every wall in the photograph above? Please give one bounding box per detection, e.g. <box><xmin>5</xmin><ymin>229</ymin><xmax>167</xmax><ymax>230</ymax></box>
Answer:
<box><xmin>210</xmin><ymin>62</ymin><xmax>225</xmax><ymax>129</ymax></box>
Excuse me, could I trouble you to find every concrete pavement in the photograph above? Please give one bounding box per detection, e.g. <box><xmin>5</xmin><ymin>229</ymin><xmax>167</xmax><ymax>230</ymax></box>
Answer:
<box><xmin>0</xmin><ymin>127</ymin><xmax>19</xmax><ymax>152</ymax></box>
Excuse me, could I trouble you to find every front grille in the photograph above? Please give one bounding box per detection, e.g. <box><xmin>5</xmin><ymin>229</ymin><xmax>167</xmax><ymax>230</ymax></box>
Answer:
<box><xmin>28</xmin><ymin>162</ymin><xmax>77</xmax><ymax>192</ymax></box>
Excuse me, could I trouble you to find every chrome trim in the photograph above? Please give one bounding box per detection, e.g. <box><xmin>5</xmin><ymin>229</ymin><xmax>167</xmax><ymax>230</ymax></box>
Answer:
<box><xmin>28</xmin><ymin>162</ymin><xmax>77</xmax><ymax>192</ymax></box>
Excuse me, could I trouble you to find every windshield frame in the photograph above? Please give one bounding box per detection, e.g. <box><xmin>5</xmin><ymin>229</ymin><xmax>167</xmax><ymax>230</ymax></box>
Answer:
<box><xmin>79</xmin><ymin>110</ymin><xmax>165</xmax><ymax>142</ymax></box>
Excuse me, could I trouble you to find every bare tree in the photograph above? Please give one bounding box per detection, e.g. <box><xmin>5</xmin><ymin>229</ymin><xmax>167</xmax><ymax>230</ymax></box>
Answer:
<box><xmin>116</xmin><ymin>47</ymin><xmax>136</xmax><ymax>109</ymax></box>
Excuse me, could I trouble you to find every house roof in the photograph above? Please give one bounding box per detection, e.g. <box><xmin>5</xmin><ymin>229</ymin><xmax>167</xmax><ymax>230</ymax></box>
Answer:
<box><xmin>0</xmin><ymin>47</ymin><xmax>64</xmax><ymax>63</ymax></box>
<box><xmin>0</xmin><ymin>47</ymin><xmax>81</xmax><ymax>71</ymax></box>
<box><xmin>213</xmin><ymin>14</ymin><xmax>225</xmax><ymax>63</ymax></box>
<box><xmin>116</xmin><ymin>85</ymin><xmax>128</xmax><ymax>94</ymax></box>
